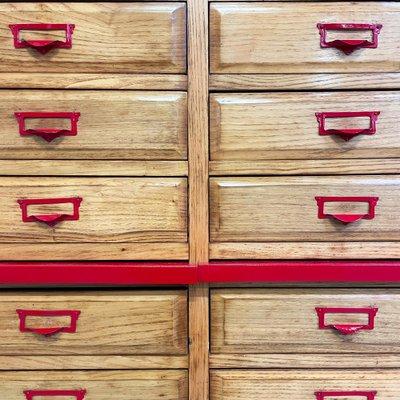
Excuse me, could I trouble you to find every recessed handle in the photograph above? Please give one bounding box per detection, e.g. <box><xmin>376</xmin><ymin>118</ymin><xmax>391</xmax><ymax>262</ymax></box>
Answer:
<box><xmin>317</xmin><ymin>23</ymin><xmax>382</xmax><ymax>55</ymax></box>
<box><xmin>18</xmin><ymin>197</ymin><xmax>82</xmax><ymax>227</ymax></box>
<box><xmin>316</xmin><ymin>392</ymin><xmax>377</xmax><ymax>400</ymax></box>
<box><xmin>315</xmin><ymin>196</ymin><xmax>379</xmax><ymax>224</ymax></box>
<box><xmin>315</xmin><ymin>307</ymin><xmax>378</xmax><ymax>335</ymax></box>
<box><xmin>17</xmin><ymin>309</ymin><xmax>81</xmax><ymax>337</ymax></box>
<box><xmin>15</xmin><ymin>112</ymin><xmax>80</xmax><ymax>143</ymax></box>
<box><xmin>9</xmin><ymin>23</ymin><xmax>75</xmax><ymax>55</ymax></box>
<box><xmin>315</xmin><ymin>111</ymin><xmax>380</xmax><ymax>142</ymax></box>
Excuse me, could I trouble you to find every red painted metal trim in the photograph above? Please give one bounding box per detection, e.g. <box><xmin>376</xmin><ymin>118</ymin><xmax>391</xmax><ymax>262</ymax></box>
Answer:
<box><xmin>0</xmin><ymin>262</ymin><xmax>197</xmax><ymax>285</ymax></box>
<box><xmin>199</xmin><ymin>261</ymin><xmax>400</xmax><ymax>283</ymax></box>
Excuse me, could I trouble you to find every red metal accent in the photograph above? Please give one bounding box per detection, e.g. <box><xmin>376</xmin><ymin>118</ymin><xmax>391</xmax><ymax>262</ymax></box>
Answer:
<box><xmin>9</xmin><ymin>23</ymin><xmax>75</xmax><ymax>55</ymax></box>
<box><xmin>316</xmin><ymin>307</ymin><xmax>378</xmax><ymax>334</ymax></box>
<box><xmin>317</xmin><ymin>23</ymin><xmax>382</xmax><ymax>55</ymax></box>
<box><xmin>0</xmin><ymin>262</ymin><xmax>197</xmax><ymax>285</ymax></box>
<box><xmin>316</xmin><ymin>392</ymin><xmax>377</xmax><ymax>400</ymax></box>
<box><xmin>18</xmin><ymin>197</ymin><xmax>82</xmax><ymax>227</ymax></box>
<box><xmin>15</xmin><ymin>112</ymin><xmax>80</xmax><ymax>143</ymax></box>
<box><xmin>24</xmin><ymin>390</ymin><xmax>86</xmax><ymax>400</ymax></box>
<box><xmin>315</xmin><ymin>111</ymin><xmax>380</xmax><ymax>142</ymax></box>
<box><xmin>17</xmin><ymin>309</ymin><xmax>80</xmax><ymax>337</ymax></box>
<box><xmin>199</xmin><ymin>261</ymin><xmax>400</xmax><ymax>283</ymax></box>
<box><xmin>315</xmin><ymin>196</ymin><xmax>379</xmax><ymax>224</ymax></box>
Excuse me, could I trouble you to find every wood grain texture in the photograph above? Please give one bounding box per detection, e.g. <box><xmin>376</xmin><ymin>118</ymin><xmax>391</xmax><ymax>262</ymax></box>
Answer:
<box><xmin>211</xmin><ymin>370</ymin><xmax>400</xmax><ymax>400</ymax></box>
<box><xmin>211</xmin><ymin>288</ymin><xmax>400</xmax><ymax>354</ymax></box>
<box><xmin>0</xmin><ymin>370</ymin><xmax>188</xmax><ymax>400</ymax></box>
<box><xmin>209</xmin><ymin>160</ymin><xmax>400</xmax><ymax>176</ymax></box>
<box><xmin>0</xmin><ymin>90</ymin><xmax>187</xmax><ymax>160</ymax></box>
<box><xmin>0</xmin><ymin>243</ymin><xmax>188</xmax><ymax>261</ymax></box>
<box><xmin>0</xmin><ymin>290</ymin><xmax>187</xmax><ymax>355</ymax></box>
<box><xmin>0</xmin><ymin>177</ymin><xmax>187</xmax><ymax>243</ymax></box>
<box><xmin>211</xmin><ymin>92</ymin><xmax>400</xmax><ymax>161</ymax></box>
<box><xmin>210</xmin><ymin>3</ymin><xmax>400</xmax><ymax>74</ymax></box>
<box><xmin>210</xmin><ymin>176</ymin><xmax>400</xmax><ymax>242</ymax></box>
<box><xmin>0</xmin><ymin>355</ymin><xmax>187</xmax><ymax>370</ymax></box>
<box><xmin>0</xmin><ymin>73</ymin><xmax>187</xmax><ymax>90</ymax></box>
<box><xmin>0</xmin><ymin>3</ymin><xmax>186</xmax><ymax>73</ymax></box>
<box><xmin>209</xmin><ymin>73</ymin><xmax>400</xmax><ymax>91</ymax></box>
<box><xmin>210</xmin><ymin>353</ymin><xmax>400</xmax><ymax>369</ymax></box>
<box><xmin>0</xmin><ymin>161</ymin><xmax>188</xmax><ymax>176</ymax></box>
<box><xmin>209</xmin><ymin>242</ymin><xmax>400</xmax><ymax>260</ymax></box>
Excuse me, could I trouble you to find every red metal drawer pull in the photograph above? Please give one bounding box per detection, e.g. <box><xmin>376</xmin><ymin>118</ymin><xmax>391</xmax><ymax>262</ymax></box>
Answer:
<box><xmin>15</xmin><ymin>112</ymin><xmax>80</xmax><ymax>143</ymax></box>
<box><xmin>316</xmin><ymin>392</ymin><xmax>377</xmax><ymax>400</ymax></box>
<box><xmin>315</xmin><ymin>111</ymin><xmax>380</xmax><ymax>142</ymax></box>
<box><xmin>17</xmin><ymin>309</ymin><xmax>81</xmax><ymax>337</ymax></box>
<box><xmin>18</xmin><ymin>197</ymin><xmax>83</xmax><ymax>227</ymax></box>
<box><xmin>315</xmin><ymin>196</ymin><xmax>379</xmax><ymax>224</ymax></box>
<box><xmin>317</xmin><ymin>23</ymin><xmax>382</xmax><ymax>55</ymax></box>
<box><xmin>316</xmin><ymin>307</ymin><xmax>378</xmax><ymax>335</ymax></box>
<box><xmin>25</xmin><ymin>390</ymin><xmax>86</xmax><ymax>400</ymax></box>
<box><xmin>9</xmin><ymin>23</ymin><xmax>75</xmax><ymax>55</ymax></box>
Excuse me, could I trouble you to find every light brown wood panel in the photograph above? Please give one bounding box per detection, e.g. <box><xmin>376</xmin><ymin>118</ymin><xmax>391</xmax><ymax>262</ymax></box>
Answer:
<box><xmin>0</xmin><ymin>3</ymin><xmax>186</xmax><ymax>73</ymax></box>
<box><xmin>211</xmin><ymin>370</ymin><xmax>399</xmax><ymax>400</ymax></box>
<box><xmin>211</xmin><ymin>289</ymin><xmax>400</xmax><ymax>354</ymax></box>
<box><xmin>210</xmin><ymin>176</ymin><xmax>400</xmax><ymax>242</ymax></box>
<box><xmin>0</xmin><ymin>290</ymin><xmax>187</xmax><ymax>355</ymax></box>
<box><xmin>210</xmin><ymin>3</ymin><xmax>400</xmax><ymax>74</ymax></box>
<box><xmin>0</xmin><ymin>177</ymin><xmax>187</xmax><ymax>243</ymax></box>
<box><xmin>0</xmin><ymin>370</ymin><xmax>187</xmax><ymax>400</ymax></box>
<box><xmin>211</xmin><ymin>92</ymin><xmax>400</xmax><ymax>160</ymax></box>
<box><xmin>0</xmin><ymin>90</ymin><xmax>187</xmax><ymax>160</ymax></box>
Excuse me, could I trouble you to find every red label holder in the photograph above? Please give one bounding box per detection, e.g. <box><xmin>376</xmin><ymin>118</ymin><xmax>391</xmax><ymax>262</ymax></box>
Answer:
<box><xmin>15</xmin><ymin>112</ymin><xmax>80</xmax><ymax>143</ymax></box>
<box><xmin>317</xmin><ymin>23</ymin><xmax>382</xmax><ymax>55</ymax></box>
<box><xmin>9</xmin><ymin>23</ymin><xmax>75</xmax><ymax>55</ymax></box>
<box><xmin>18</xmin><ymin>197</ymin><xmax>82</xmax><ymax>227</ymax></box>
<box><xmin>17</xmin><ymin>309</ymin><xmax>81</xmax><ymax>337</ymax></box>
<box><xmin>315</xmin><ymin>111</ymin><xmax>380</xmax><ymax>142</ymax></box>
<box><xmin>316</xmin><ymin>307</ymin><xmax>378</xmax><ymax>335</ymax></box>
<box><xmin>315</xmin><ymin>196</ymin><xmax>379</xmax><ymax>224</ymax></box>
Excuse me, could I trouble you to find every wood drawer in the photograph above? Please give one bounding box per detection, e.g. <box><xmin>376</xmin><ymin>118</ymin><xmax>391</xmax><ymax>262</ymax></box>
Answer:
<box><xmin>0</xmin><ymin>177</ymin><xmax>187</xmax><ymax>249</ymax></box>
<box><xmin>1</xmin><ymin>370</ymin><xmax>187</xmax><ymax>400</ymax></box>
<box><xmin>210</xmin><ymin>3</ymin><xmax>400</xmax><ymax>74</ymax></box>
<box><xmin>212</xmin><ymin>370</ymin><xmax>397</xmax><ymax>400</ymax></box>
<box><xmin>211</xmin><ymin>289</ymin><xmax>400</xmax><ymax>354</ymax></box>
<box><xmin>0</xmin><ymin>90</ymin><xmax>187</xmax><ymax>160</ymax></box>
<box><xmin>211</xmin><ymin>92</ymin><xmax>400</xmax><ymax>161</ymax></box>
<box><xmin>210</xmin><ymin>176</ymin><xmax>400</xmax><ymax>242</ymax></box>
<box><xmin>0</xmin><ymin>3</ymin><xmax>186</xmax><ymax>74</ymax></box>
<box><xmin>0</xmin><ymin>290</ymin><xmax>187</xmax><ymax>355</ymax></box>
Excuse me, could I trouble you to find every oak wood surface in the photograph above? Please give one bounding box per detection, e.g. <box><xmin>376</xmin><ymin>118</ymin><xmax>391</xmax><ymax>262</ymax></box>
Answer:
<box><xmin>211</xmin><ymin>288</ymin><xmax>400</xmax><ymax>354</ymax></box>
<box><xmin>211</xmin><ymin>92</ymin><xmax>400</xmax><ymax>161</ymax></box>
<box><xmin>0</xmin><ymin>177</ymin><xmax>187</xmax><ymax>243</ymax></box>
<box><xmin>211</xmin><ymin>370</ymin><xmax>400</xmax><ymax>400</ymax></box>
<box><xmin>210</xmin><ymin>176</ymin><xmax>400</xmax><ymax>242</ymax></box>
<box><xmin>0</xmin><ymin>370</ymin><xmax>188</xmax><ymax>400</ymax></box>
<box><xmin>0</xmin><ymin>3</ymin><xmax>186</xmax><ymax>73</ymax></box>
<box><xmin>210</xmin><ymin>3</ymin><xmax>400</xmax><ymax>74</ymax></box>
<box><xmin>0</xmin><ymin>90</ymin><xmax>187</xmax><ymax>160</ymax></box>
<box><xmin>0</xmin><ymin>290</ymin><xmax>187</xmax><ymax>355</ymax></box>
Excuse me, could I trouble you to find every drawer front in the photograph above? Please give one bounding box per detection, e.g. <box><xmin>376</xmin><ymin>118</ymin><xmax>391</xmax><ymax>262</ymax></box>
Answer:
<box><xmin>0</xmin><ymin>290</ymin><xmax>187</xmax><ymax>355</ymax></box>
<box><xmin>1</xmin><ymin>370</ymin><xmax>187</xmax><ymax>400</ymax></box>
<box><xmin>210</xmin><ymin>176</ymin><xmax>400</xmax><ymax>242</ymax></box>
<box><xmin>2</xmin><ymin>91</ymin><xmax>187</xmax><ymax>160</ymax></box>
<box><xmin>211</xmin><ymin>92</ymin><xmax>400</xmax><ymax>161</ymax></box>
<box><xmin>210</xmin><ymin>3</ymin><xmax>400</xmax><ymax>74</ymax></box>
<box><xmin>0</xmin><ymin>3</ymin><xmax>186</xmax><ymax>73</ymax></box>
<box><xmin>0</xmin><ymin>177</ymin><xmax>187</xmax><ymax>243</ymax></box>
<box><xmin>212</xmin><ymin>370</ymin><xmax>396</xmax><ymax>400</ymax></box>
<box><xmin>211</xmin><ymin>289</ymin><xmax>400</xmax><ymax>354</ymax></box>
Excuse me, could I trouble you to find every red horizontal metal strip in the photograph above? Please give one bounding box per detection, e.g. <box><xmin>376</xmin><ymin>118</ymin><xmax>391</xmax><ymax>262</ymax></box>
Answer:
<box><xmin>199</xmin><ymin>261</ymin><xmax>400</xmax><ymax>283</ymax></box>
<box><xmin>0</xmin><ymin>262</ymin><xmax>198</xmax><ymax>285</ymax></box>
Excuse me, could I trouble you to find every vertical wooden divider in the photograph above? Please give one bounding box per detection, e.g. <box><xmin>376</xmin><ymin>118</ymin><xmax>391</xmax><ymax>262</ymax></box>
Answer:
<box><xmin>188</xmin><ymin>0</ymin><xmax>210</xmax><ymax>399</ymax></box>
